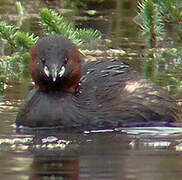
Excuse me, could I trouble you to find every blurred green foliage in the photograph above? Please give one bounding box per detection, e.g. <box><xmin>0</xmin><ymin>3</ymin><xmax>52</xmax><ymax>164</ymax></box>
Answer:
<box><xmin>137</xmin><ymin>0</ymin><xmax>182</xmax><ymax>97</ymax></box>
<box><xmin>137</xmin><ymin>0</ymin><xmax>182</xmax><ymax>47</ymax></box>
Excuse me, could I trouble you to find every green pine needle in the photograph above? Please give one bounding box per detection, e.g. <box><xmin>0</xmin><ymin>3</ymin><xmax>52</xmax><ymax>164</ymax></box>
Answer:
<box><xmin>15</xmin><ymin>32</ymin><xmax>38</xmax><ymax>50</ymax></box>
<box><xmin>158</xmin><ymin>0</ymin><xmax>182</xmax><ymax>22</ymax></box>
<box><xmin>0</xmin><ymin>21</ymin><xmax>17</xmax><ymax>47</ymax></box>
<box><xmin>39</xmin><ymin>8</ymin><xmax>102</xmax><ymax>46</ymax></box>
<box><xmin>76</xmin><ymin>28</ymin><xmax>102</xmax><ymax>43</ymax></box>
<box><xmin>138</xmin><ymin>0</ymin><xmax>164</xmax><ymax>47</ymax></box>
<box><xmin>39</xmin><ymin>8</ymin><xmax>81</xmax><ymax>45</ymax></box>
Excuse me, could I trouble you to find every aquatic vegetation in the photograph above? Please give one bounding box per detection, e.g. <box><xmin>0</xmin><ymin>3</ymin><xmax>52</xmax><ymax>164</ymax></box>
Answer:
<box><xmin>0</xmin><ymin>21</ymin><xmax>37</xmax><ymax>85</ymax></box>
<box><xmin>142</xmin><ymin>48</ymin><xmax>182</xmax><ymax>97</ymax></box>
<box><xmin>137</xmin><ymin>0</ymin><xmax>182</xmax><ymax>47</ymax></box>
<box><xmin>136</xmin><ymin>0</ymin><xmax>182</xmax><ymax>97</ymax></box>
<box><xmin>138</xmin><ymin>0</ymin><xmax>165</xmax><ymax>47</ymax></box>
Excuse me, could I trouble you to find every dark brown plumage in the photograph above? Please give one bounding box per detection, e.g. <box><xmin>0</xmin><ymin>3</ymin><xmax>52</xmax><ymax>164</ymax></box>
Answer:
<box><xmin>16</xmin><ymin>35</ymin><xmax>181</xmax><ymax>130</ymax></box>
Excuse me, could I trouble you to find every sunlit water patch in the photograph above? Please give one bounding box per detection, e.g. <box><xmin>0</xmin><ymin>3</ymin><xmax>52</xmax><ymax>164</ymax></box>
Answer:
<box><xmin>1</xmin><ymin>126</ymin><xmax>182</xmax><ymax>152</ymax></box>
<box><xmin>120</xmin><ymin>126</ymin><xmax>182</xmax><ymax>137</ymax></box>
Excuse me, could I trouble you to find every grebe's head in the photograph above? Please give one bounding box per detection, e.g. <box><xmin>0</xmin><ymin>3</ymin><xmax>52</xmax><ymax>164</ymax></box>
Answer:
<box><xmin>30</xmin><ymin>35</ymin><xmax>81</xmax><ymax>92</ymax></box>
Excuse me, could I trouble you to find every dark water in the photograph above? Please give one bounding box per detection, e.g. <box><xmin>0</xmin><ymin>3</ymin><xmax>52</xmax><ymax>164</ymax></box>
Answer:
<box><xmin>1</xmin><ymin>0</ymin><xmax>182</xmax><ymax>179</ymax></box>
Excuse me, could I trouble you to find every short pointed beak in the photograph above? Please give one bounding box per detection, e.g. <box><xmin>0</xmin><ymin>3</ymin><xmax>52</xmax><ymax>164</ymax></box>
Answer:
<box><xmin>44</xmin><ymin>64</ymin><xmax>65</xmax><ymax>82</ymax></box>
<box><xmin>50</xmin><ymin>64</ymin><xmax>59</xmax><ymax>82</ymax></box>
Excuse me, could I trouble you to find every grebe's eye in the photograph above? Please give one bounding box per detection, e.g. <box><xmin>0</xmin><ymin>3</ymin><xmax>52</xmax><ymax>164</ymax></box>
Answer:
<box><xmin>41</xmin><ymin>58</ymin><xmax>46</xmax><ymax>64</ymax></box>
<box><xmin>64</xmin><ymin>57</ymin><xmax>68</xmax><ymax>64</ymax></box>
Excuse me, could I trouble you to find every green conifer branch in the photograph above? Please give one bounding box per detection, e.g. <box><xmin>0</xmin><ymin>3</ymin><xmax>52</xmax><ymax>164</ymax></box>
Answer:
<box><xmin>138</xmin><ymin>0</ymin><xmax>164</xmax><ymax>47</ymax></box>
<box><xmin>0</xmin><ymin>21</ymin><xmax>17</xmax><ymax>48</ymax></box>
<box><xmin>0</xmin><ymin>21</ymin><xmax>38</xmax><ymax>51</ymax></box>
<box><xmin>15</xmin><ymin>32</ymin><xmax>38</xmax><ymax>50</ymax></box>
<box><xmin>76</xmin><ymin>28</ymin><xmax>102</xmax><ymax>43</ymax></box>
<box><xmin>39</xmin><ymin>8</ymin><xmax>82</xmax><ymax>45</ymax></box>
<box><xmin>39</xmin><ymin>8</ymin><xmax>102</xmax><ymax>46</ymax></box>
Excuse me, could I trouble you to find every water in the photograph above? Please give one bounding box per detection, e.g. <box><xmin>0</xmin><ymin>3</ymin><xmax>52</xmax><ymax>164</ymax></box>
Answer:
<box><xmin>2</xmin><ymin>126</ymin><xmax>182</xmax><ymax>180</ymax></box>
<box><xmin>1</xmin><ymin>0</ymin><xmax>182</xmax><ymax>179</ymax></box>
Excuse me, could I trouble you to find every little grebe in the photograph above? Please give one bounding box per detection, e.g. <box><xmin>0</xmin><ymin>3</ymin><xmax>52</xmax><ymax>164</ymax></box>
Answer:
<box><xmin>16</xmin><ymin>35</ymin><xmax>181</xmax><ymax>129</ymax></box>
